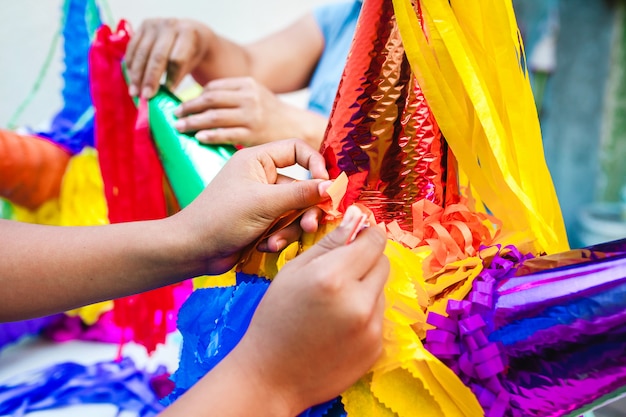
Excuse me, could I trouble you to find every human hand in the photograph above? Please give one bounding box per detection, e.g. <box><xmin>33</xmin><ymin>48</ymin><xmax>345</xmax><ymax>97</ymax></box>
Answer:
<box><xmin>174</xmin><ymin>77</ymin><xmax>325</xmax><ymax>148</ymax></box>
<box><xmin>172</xmin><ymin>139</ymin><xmax>331</xmax><ymax>275</ymax></box>
<box><xmin>227</xmin><ymin>205</ymin><xmax>389</xmax><ymax>415</ymax></box>
<box><xmin>125</xmin><ymin>18</ymin><xmax>213</xmax><ymax>99</ymax></box>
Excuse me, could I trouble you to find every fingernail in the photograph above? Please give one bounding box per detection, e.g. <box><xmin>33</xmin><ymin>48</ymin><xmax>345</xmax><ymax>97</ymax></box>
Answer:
<box><xmin>129</xmin><ymin>85</ymin><xmax>138</xmax><ymax>97</ymax></box>
<box><xmin>340</xmin><ymin>205</ymin><xmax>361</xmax><ymax>228</ymax></box>
<box><xmin>273</xmin><ymin>239</ymin><xmax>286</xmax><ymax>252</ymax></box>
<box><xmin>174</xmin><ymin>106</ymin><xmax>182</xmax><ymax>117</ymax></box>
<box><xmin>195</xmin><ymin>131</ymin><xmax>209</xmax><ymax>142</ymax></box>
<box><xmin>141</xmin><ymin>86</ymin><xmax>153</xmax><ymax>99</ymax></box>
<box><xmin>174</xmin><ymin>120</ymin><xmax>185</xmax><ymax>131</ymax></box>
<box><xmin>318</xmin><ymin>180</ymin><xmax>333</xmax><ymax>197</ymax></box>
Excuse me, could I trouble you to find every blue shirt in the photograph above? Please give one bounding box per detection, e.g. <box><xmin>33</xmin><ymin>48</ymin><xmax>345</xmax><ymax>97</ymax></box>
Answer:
<box><xmin>308</xmin><ymin>0</ymin><xmax>362</xmax><ymax>117</ymax></box>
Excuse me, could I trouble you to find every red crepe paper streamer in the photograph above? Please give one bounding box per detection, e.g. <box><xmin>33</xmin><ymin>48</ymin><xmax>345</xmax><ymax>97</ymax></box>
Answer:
<box><xmin>89</xmin><ymin>20</ymin><xmax>189</xmax><ymax>354</ymax></box>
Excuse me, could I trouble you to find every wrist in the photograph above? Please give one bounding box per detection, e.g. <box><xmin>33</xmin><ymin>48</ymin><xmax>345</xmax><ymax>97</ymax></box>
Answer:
<box><xmin>165</xmin><ymin>346</ymin><xmax>295</xmax><ymax>417</ymax></box>
<box><xmin>284</xmin><ymin>105</ymin><xmax>328</xmax><ymax>149</ymax></box>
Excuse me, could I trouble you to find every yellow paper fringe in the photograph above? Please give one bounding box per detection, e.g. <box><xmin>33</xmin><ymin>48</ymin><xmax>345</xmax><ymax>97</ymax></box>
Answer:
<box><xmin>392</xmin><ymin>0</ymin><xmax>569</xmax><ymax>255</ymax></box>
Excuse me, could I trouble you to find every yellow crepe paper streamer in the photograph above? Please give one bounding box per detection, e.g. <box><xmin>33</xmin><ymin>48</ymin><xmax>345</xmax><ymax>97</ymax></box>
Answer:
<box><xmin>342</xmin><ymin>240</ymin><xmax>484</xmax><ymax>416</ymax></box>
<box><xmin>392</xmin><ymin>0</ymin><xmax>569</xmax><ymax>255</ymax></box>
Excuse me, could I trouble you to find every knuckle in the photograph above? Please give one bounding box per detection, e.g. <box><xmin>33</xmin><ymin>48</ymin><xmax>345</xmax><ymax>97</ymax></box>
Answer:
<box><xmin>161</xmin><ymin>17</ymin><xmax>179</xmax><ymax>28</ymax></box>
<box><xmin>310</xmin><ymin>270</ymin><xmax>342</xmax><ymax>296</ymax></box>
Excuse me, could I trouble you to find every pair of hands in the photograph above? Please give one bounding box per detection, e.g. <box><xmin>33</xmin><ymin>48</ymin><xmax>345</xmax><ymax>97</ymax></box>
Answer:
<box><xmin>167</xmin><ymin>139</ymin><xmax>389</xmax><ymax>415</ymax></box>
<box><xmin>125</xmin><ymin>19</ymin><xmax>326</xmax><ymax>148</ymax></box>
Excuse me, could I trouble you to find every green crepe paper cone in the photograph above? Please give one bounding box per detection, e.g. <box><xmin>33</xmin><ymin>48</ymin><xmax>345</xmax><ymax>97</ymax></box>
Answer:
<box><xmin>149</xmin><ymin>86</ymin><xmax>237</xmax><ymax>208</ymax></box>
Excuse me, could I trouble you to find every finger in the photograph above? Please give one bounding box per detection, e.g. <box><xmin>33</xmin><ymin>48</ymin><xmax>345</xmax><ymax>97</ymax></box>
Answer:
<box><xmin>257</xmin><ymin>223</ymin><xmax>301</xmax><ymax>252</ymax></box>
<box><xmin>204</xmin><ymin>77</ymin><xmax>252</xmax><ymax>91</ymax></box>
<box><xmin>254</xmin><ymin>139</ymin><xmax>328</xmax><ymax>180</ymax></box>
<box><xmin>165</xmin><ymin>28</ymin><xmax>197</xmax><ymax>90</ymax></box>
<box><xmin>126</xmin><ymin>27</ymin><xmax>157</xmax><ymax>97</ymax></box>
<box><xmin>125</xmin><ymin>24</ymin><xmax>145</xmax><ymax>70</ymax></box>
<box><xmin>353</xmin><ymin>250</ymin><xmax>389</xmax><ymax>307</ymax></box>
<box><xmin>257</xmin><ymin>180</ymin><xmax>330</xmax><ymax>221</ymax></box>
<box><xmin>195</xmin><ymin>127</ymin><xmax>249</xmax><ymax>145</ymax></box>
<box><xmin>177</xmin><ymin>90</ymin><xmax>242</xmax><ymax>117</ymax></box>
<box><xmin>299</xmin><ymin>207</ymin><xmax>323</xmax><ymax>234</ymax></box>
<box><xmin>141</xmin><ymin>29</ymin><xmax>178</xmax><ymax>98</ymax></box>
<box><xmin>294</xmin><ymin>205</ymin><xmax>370</xmax><ymax>264</ymax></box>
<box><xmin>181</xmin><ymin>108</ymin><xmax>244</xmax><ymax>132</ymax></box>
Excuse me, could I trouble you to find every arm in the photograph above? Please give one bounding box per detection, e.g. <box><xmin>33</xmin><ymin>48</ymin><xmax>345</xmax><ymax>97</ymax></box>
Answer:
<box><xmin>0</xmin><ymin>139</ymin><xmax>330</xmax><ymax>322</ymax></box>
<box><xmin>126</xmin><ymin>14</ymin><xmax>328</xmax><ymax>149</ymax></box>
<box><xmin>126</xmin><ymin>13</ymin><xmax>325</xmax><ymax>98</ymax></box>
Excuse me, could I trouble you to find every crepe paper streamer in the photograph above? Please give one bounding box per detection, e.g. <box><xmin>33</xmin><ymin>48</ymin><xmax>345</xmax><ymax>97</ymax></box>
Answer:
<box><xmin>339</xmin><ymin>240</ymin><xmax>483</xmax><ymax>417</ymax></box>
<box><xmin>0</xmin><ymin>315</ymin><xmax>63</xmax><ymax>351</ymax></box>
<box><xmin>392</xmin><ymin>0</ymin><xmax>568</xmax><ymax>256</ymax></box>
<box><xmin>36</xmin><ymin>0</ymin><xmax>102</xmax><ymax>155</ymax></box>
<box><xmin>0</xmin><ymin>357</ymin><xmax>166</xmax><ymax>417</ymax></box>
<box><xmin>166</xmin><ymin>276</ymin><xmax>342</xmax><ymax>416</ymax></box>
<box><xmin>90</xmin><ymin>21</ymin><xmax>192</xmax><ymax>354</ymax></box>
<box><xmin>90</xmin><ymin>22</ymin><xmax>168</xmax><ymax>224</ymax></box>
<box><xmin>424</xmin><ymin>246</ymin><xmax>528</xmax><ymax>417</ymax></box>
<box><xmin>44</xmin><ymin>310</ymin><xmax>122</xmax><ymax>344</ymax></box>
<box><xmin>0</xmin><ymin>129</ymin><xmax>70</xmax><ymax>210</ymax></box>
<box><xmin>148</xmin><ymin>86</ymin><xmax>236</xmax><ymax>208</ymax></box>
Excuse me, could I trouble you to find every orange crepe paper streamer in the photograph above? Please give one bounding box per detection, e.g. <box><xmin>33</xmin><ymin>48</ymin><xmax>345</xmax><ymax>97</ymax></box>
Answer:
<box><xmin>0</xmin><ymin>129</ymin><xmax>70</xmax><ymax>210</ymax></box>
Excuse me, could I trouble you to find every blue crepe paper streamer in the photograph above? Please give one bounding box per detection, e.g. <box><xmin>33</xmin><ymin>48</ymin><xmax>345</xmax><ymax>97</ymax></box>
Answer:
<box><xmin>37</xmin><ymin>0</ymin><xmax>102</xmax><ymax>154</ymax></box>
<box><xmin>0</xmin><ymin>357</ymin><xmax>165</xmax><ymax>416</ymax></box>
<box><xmin>167</xmin><ymin>273</ymin><xmax>345</xmax><ymax>416</ymax></box>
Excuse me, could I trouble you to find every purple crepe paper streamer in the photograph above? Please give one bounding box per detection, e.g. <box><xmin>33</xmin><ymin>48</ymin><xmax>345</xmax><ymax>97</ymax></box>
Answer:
<box><xmin>0</xmin><ymin>315</ymin><xmax>63</xmax><ymax>350</ymax></box>
<box><xmin>43</xmin><ymin>311</ymin><xmax>123</xmax><ymax>344</ymax></box>
<box><xmin>0</xmin><ymin>357</ymin><xmax>166</xmax><ymax>417</ymax></box>
<box><xmin>424</xmin><ymin>245</ymin><xmax>527</xmax><ymax>417</ymax></box>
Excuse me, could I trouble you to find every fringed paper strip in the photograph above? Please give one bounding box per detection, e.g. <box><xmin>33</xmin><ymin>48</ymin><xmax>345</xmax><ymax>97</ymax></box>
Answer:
<box><xmin>392</xmin><ymin>0</ymin><xmax>568</xmax><ymax>255</ymax></box>
<box><xmin>89</xmin><ymin>21</ymin><xmax>190</xmax><ymax>354</ymax></box>
<box><xmin>36</xmin><ymin>0</ymin><xmax>102</xmax><ymax>155</ymax></box>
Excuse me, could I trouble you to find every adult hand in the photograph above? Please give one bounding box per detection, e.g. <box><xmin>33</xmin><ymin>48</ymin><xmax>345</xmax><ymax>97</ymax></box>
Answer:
<box><xmin>229</xmin><ymin>205</ymin><xmax>389</xmax><ymax>415</ymax></box>
<box><xmin>174</xmin><ymin>77</ymin><xmax>328</xmax><ymax>148</ymax></box>
<box><xmin>173</xmin><ymin>139</ymin><xmax>331</xmax><ymax>275</ymax></box>
<box><xmin>125</xmin><ymin>18</ymin><xmax>213</xmax><ymax>99</ymax></box>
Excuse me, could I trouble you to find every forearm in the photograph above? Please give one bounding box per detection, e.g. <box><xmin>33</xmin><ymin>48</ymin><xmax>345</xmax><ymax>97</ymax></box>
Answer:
<box><xmin>160</xmin><ymin>351</ymin><xmax>293</xmax><ymax>417</ymax></box>
<box><xmin>283</xmin><ymin>106</ymin><xmax>329</xmax><ymax>149</ymax></box>
<box><xmin>0</xmin><ymin>218</ymin><xmax>205</xmax><ymax>322</ymax></box>
<box><xmin>191</xmin><ymin>33</ymin><xmax>254</xmax><ymax>86</ymax></box>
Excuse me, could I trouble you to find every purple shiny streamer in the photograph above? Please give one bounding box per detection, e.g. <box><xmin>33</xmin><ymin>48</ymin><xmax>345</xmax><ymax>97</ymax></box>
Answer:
<box><xmin>0</xmin><ymin>357</ymin><xmax>166</xmax><ymax>417</ymax></box>
<box><xmin>495</xmin><ymin>245</ymin><xmax>626</xmax><ymax>328</ymax></box>
<box><xmin>426</xmin><ymin>242</ymin><xmax>626</xmax><ymax>416</ymax></box>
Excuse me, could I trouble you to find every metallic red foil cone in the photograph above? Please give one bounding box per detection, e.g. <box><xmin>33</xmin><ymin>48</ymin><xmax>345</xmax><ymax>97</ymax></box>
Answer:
<box><xmin>321</xmin><ymin>0</ymin><xmax>457</xmax><ymax>231</ymax></box>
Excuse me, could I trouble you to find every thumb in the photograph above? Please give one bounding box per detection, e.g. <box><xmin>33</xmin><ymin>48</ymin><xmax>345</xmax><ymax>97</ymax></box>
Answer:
<box><xmin>261</xmin><ymin>179</ymin><xmax>332</xmax><ymax>218</ymax></box>
<box><xmin>295</xmin><ymin>205</ymin><xmax>367</xmax><ymax>263</ymax></box>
